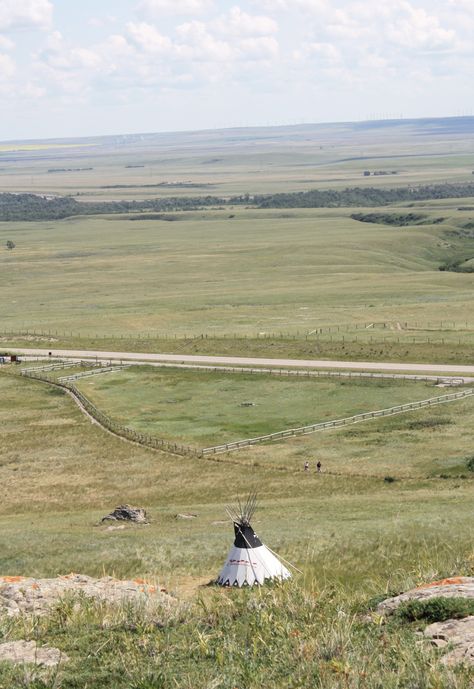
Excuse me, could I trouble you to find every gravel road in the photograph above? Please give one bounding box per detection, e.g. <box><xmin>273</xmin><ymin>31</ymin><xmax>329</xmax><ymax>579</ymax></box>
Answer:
<box><xmin>6</xmin><ymin>347</ymin><xmax>474</xmax><ymax>376</ymax></box>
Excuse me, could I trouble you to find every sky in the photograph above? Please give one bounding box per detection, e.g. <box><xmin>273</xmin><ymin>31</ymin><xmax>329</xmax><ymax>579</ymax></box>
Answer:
<box><xmin>0</xmin><ymin>0</ymin><xmax>473</xmax><ymax>140</ymax></box>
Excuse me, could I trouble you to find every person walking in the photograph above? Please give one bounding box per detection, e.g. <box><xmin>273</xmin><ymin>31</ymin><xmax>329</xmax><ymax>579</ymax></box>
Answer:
<box><xmin>304</xmin><ymin>461</ymin><xmax>309</xmax><ymax>472</ymax></box>
<box><xmin>316</xmin><ymin>461</ymin><xmax>322</xmax><ymax>473</ymax></box>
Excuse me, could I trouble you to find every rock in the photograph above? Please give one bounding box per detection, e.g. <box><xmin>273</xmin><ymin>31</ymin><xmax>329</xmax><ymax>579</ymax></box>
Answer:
<box><xmin>424</xmin><ymin>617</ymin><xmax>474</xmax><ymax>665</ymax></box>
<box><xmin>106</xmin><ymin>525</ymin><xmax>126</xmax><ymax>531</ymax></box>
<box><xmin>377</xmin><ymin>577</ymin><xmax>474</xmax><ymax>615</ymax></box>
<box><xmin>176</xmin><ymin>513</ymin><xmax>198</xmax><ymax>520</ymax></box>
<box><xmin>0</xmin><ymin>574</ymin><xmax>174</xmax><ymax>617</ymax></box>
<box><xmin>0</xmin><ymin>640</ymin><xmax>69</xmax><ymax>667</ymax></box>
<box><xmin>101</xmin><ymin>504</ymin><xmax>148</xmax><ymax>523</ymax></box>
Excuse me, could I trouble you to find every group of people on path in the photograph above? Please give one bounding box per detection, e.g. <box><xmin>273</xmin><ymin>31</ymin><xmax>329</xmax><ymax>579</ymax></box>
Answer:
<box><xmin>304</xmin><ymin>461</ymin><xmax>322</xmax><ymax>473</ymax></box>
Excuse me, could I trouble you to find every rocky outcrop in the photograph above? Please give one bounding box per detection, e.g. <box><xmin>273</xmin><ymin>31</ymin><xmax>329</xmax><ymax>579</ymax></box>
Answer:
<box><xmin>376</xmin><ymin>577</ymin><xmax>474</xmax><ymax>667</ymax></box>
<box><xmin>377</xmin><ymin>577</ymin><xmax>474</xmax><ymax>615</ymax></box>
<box><xmin>101</xmin><ymin>504</ymin><xmax>148</xmax><ymax>523</ymax></box>
<box><xmin>0</xmin><ymin>574</ymin><xmax>173</xmax><ymax>617</ymax></box>
<box><xmin>424</xmin><ymin>616</ymin><xmax>474</xmax><ymax>665</ymax></box>
<box><xmin>0</xmin><ymin>640</ymin><xmax>69</xmax><ymax>667</ymax></box>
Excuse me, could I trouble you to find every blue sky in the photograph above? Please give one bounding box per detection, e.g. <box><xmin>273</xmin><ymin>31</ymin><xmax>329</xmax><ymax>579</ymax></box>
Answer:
<box><xmin>0</xmin><ymin>0</ymin><xmax>473</xmax><ymax>140</ymax></box>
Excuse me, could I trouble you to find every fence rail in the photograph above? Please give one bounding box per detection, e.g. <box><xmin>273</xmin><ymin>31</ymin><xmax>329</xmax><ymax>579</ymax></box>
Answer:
<box><xmin>201</xmin><ymin>388</ymin><xmax>474</xmax><ymax>455</ymax></box>
<box><xmin>58</xmin><ymin>365</ymin><xmax>129</xmax><ymax>383</ymax></box>
<box><xmin>17</xmin><ymin>369</ymin><xmax>474</xmax><ymax>459</ymax></box>
<box><xmin>21</xmin><ymin>370</ymin><xmax>196</xmax><ymax>457</ymax></box>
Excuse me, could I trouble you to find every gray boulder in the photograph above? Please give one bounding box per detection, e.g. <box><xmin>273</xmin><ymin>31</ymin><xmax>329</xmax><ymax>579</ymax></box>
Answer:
<box><xmin>101</xmin><ymin>504</ymin><xmax>148</xmax><ymax>523</ymax></box>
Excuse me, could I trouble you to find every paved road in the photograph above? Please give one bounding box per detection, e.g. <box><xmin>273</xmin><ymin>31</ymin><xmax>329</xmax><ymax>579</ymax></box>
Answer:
<box><xmin>7</xmin><ymin>346</ymin><xmax>474</xmax><ymax>376</ymax></box>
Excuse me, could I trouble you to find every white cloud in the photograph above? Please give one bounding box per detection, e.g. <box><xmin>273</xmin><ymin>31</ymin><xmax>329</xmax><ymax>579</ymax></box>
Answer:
<box><xmin>126</xmin><ymin>22</ymin><xmax>173</xmax><ymax>54</ymax></box>
<box><xmin>88</xmin><ymin>15</ymin><xmax>118</xmax><ymax>29</ymax></box>
<box><xmin>214</xmin><ymin>6</ymin><xmax>278</xmax><ymax>37</ymax></box>
<box><xmin>0</xmin><ymin>53</ymin><xmax>15</xmax><ymax>79</ymax></box>
<box><xmin>136</xmin><ymin>0</ymin><xmax>213</xmax><ymax>18</ymax></box>
<box><xmin>0</xmin><ymin>36</ymin><xmax>15</xmax><ymax>50</ymax></box>
<box><xmin>0</xmin><ymin>0</ymin><xmax>53</xmax><ymax>32</ymax></box>
<box><xmin>239</xmin><ymin>35</ymin><xmax>278</xmax><ymax>60</ymax></box>
<box><xmin>296</xmin><ymin>41</ymin><xmax>341</xmax><ymax>65</ymax></box>
<box><xmin>386</xmin><ymin>4</ymin><xmax>457</xmax><ymax>53</ymax></box>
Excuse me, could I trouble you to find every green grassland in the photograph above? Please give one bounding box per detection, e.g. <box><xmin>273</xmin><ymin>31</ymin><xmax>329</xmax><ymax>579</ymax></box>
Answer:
<box><xmin>75</xmin><ymin>367</ymin><xmax>437</xmax><ymax>446</ymax></box>
<box><xmin>1</xmin><ymin>203</ymin><xmax>474</xmax><ymax>343</ymax></box>
<box><xmin>2</xmin><ymin>371</ymin><xmax>474</xmax><ymax>687</ymax></box>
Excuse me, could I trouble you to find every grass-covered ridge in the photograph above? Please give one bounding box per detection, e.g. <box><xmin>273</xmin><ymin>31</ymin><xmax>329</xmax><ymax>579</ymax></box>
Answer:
<box><xmin>1</xmin><ymin>203</ymin><xmax>474</xmax><ymax>338</ymax></box>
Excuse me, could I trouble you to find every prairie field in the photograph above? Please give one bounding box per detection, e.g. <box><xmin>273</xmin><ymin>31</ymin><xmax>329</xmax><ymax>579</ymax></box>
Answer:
<box><xmin>0</xmin><ymin>203</ymin><xmax>474</xmax><ymax>342</ymax></box>
<box><xmin>2</xmin><ymin>119</ymin><xmax>474</xmax><ymax>688</ymax></box>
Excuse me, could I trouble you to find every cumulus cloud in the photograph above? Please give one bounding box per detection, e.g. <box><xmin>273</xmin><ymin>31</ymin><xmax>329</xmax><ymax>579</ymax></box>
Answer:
<box><xmin>0</xmin><ymin>0</ymin><xmax>53</xmax><ymax>32</ymax></box>
<box><xmin>136</xmin><ymin>0</ymin><xmax>214</xmax><ymax>18</ymax></box>
<box><xmin>0</xmin><ymin>53</ymin><xmax>16</xmax><ymax>79</ymax></box>
<box><xmin>386</xmin><ymin>3</ymin><xmax>457</xmax><ymax>53</ymax></box>
<box><xmin>126</xmin><ymin>22</ymin><xmax>173</xmax><ymax>54</ymax></box>
<box><xmin>214</xmin><ymin>6</ymin><xmax>278</xmax><ymax>37</ymax></box>
<box><xmin>3</xmin><ymin>0</ymin><xmax>471</xmax><ymax>125</ymax></box>
<box><xmin>0</xmin><ymin>36</ymin><xmax>15</xmax><ymax>50</ymax></box>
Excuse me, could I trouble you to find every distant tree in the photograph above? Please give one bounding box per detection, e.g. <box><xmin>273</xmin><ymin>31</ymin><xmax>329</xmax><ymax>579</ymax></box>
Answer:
<box><xmin>363</xmin><ymin>170</ymin><xmax>371</xmax><ymax>176</ymax></box>
<box><xmin>6</xmin><ymin>240</ymin><xmax>15</xmax><ymax>250</ymax></box>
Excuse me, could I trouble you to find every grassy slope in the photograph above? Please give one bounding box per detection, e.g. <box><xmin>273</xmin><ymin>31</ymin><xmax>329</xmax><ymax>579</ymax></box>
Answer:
<box><xmin>0</xmin><ymin>204</ymin><xmax>473</xmax><ymax>340</ymax></box>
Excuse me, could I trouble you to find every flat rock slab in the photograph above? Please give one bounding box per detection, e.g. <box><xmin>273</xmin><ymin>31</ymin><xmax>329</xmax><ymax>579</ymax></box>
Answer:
<box><xmin>377</xmin><ymin>577</ymin><xmax>474</xmax><ymax>615</ymax></box>
<box><xmin>0</xmin><ymin>640</ymin><xmax>69</xmax><ymax>667</ymax></box>
<box><xmin>0</xmin><ymin>574</ymin><xmax>174</xmax><ymax>617</ymax></box>
<box><xmin>425</xmin><ymin>616</ymin><xmax>474</xmax><ymax>665</ymax></box>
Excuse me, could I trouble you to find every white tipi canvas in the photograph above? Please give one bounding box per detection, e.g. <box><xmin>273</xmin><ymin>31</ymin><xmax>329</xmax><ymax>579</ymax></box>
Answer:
<box><xmin>217</xmin><ymin>516</ymin><xmax>291</xmax><ymax>587</ymax></box>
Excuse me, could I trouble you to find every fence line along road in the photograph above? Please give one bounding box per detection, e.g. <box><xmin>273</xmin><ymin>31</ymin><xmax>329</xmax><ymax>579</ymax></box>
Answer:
<box><xmin>201</xmin><ymin>388</ymin><xmax>474</xmax><ymax>456</ymax></box>
<box><xmin>7</xmin><ymin>347</ymin><xmax>474</xmax><ymax>376</ymax></box>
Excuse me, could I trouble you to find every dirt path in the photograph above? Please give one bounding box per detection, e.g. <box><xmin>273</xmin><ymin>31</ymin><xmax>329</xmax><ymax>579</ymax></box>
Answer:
<box><xmin>7</xmin><ymin>347</ymin><xmax>474</xmax><ymax>376</ymax></box>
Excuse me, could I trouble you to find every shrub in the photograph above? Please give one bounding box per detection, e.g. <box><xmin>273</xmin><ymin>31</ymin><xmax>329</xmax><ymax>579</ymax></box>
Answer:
<box><xmin>407</xmin><ymin>418</ymin><xmax>452</xmax><ymax>430</ymax></box>
<box><xmin>466</xmin><ymin>456</ymin><xmax>474</xmax><ymax>472</ymax></box>
<box><xmin>395</xmin><ymin>597</ymin><xmax>474</xmax><ymax>624</ymax></box>
<box><xmin>384</xmin><ymin>476</ymin><xmax>396</xmax><ymax>483</ymax></box>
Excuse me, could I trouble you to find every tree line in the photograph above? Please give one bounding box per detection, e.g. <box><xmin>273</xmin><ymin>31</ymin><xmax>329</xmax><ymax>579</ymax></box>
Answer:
<box><xmin>2</xmin><ymin>182</ymin><xmax>474</xmax><ymax>221</ymax></box>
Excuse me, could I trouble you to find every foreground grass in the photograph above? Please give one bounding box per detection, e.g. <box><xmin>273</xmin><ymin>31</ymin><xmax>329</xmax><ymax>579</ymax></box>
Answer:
<box><xmin>2</xmin><ymin>573</ymin><xmax>474</xmax><ymax>689</ymax></box>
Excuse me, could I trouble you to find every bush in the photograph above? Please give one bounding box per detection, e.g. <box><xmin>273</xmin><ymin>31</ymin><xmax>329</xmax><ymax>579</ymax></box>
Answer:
<box><xmin>466</xmin><ymin>456</ymin><xmax>474</xmax><ymax>472</ymax></box>
<box><xmin>395</xmin><ymin>597</ymin><xmax>474</xmax><ymax>624</ymax></box>
<box><xmin>384</xmin><ymin>476</ymin><xmax>396</xmax><ymax>483</ymax></box>
<box><xmin>407</xmin><ymin>418</ymin><xmax>452</xmax><ymax>430</ymax></box>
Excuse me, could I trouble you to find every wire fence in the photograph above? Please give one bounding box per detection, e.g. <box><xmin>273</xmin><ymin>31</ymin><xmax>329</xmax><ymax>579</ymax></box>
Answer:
<box><xmin>2</xmin><ymin>320</ymin><xmax>474</xmax><ymax>343</ymax></box>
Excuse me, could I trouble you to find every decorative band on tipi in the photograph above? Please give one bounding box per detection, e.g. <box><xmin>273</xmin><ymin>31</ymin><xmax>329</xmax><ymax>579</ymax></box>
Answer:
<box><xmin>216</xmin><ymin>494</ymin><xmax>292</xmax><ymax>587</ymax></box>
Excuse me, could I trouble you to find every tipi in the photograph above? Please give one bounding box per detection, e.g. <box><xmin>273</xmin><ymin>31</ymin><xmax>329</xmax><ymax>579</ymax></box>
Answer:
<box><xmin>216</xmin><ymin>495</ymin><xmax>292</xmax><ymax>587</ymax></box>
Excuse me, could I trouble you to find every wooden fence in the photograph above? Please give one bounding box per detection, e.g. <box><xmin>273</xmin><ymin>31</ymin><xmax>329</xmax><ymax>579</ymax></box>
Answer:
<box><xmin>20</xmin><ymin>369</ymin><xmax>196</xmax><ymax>457</ymax></box>
<box><xmin>17</xmin><ymin>369</ymin><xmax>474</xmax><ymax>459</ymax></box>
<box><xmin>201</xmin><ymin>388</ymin><xmax>474</xmax><ymax>456</ymax></box>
